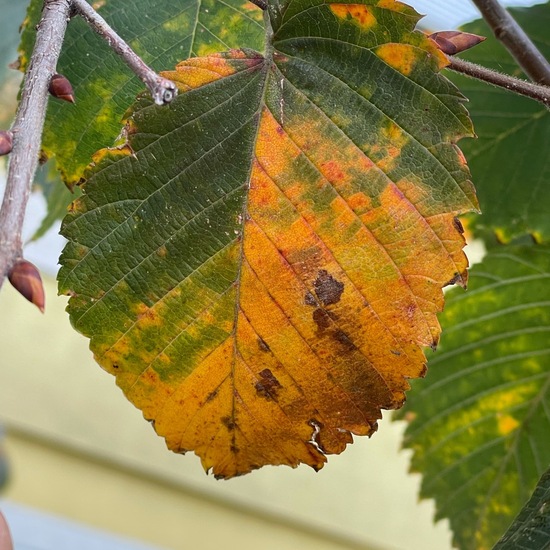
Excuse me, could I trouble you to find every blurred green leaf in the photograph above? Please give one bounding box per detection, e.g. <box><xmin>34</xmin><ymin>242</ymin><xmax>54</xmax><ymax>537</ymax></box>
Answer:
<box><xmin>397</xmin><ymin>244</ymin><xmax>550</xmax><ymax>549</ymax></box>
<box><xmin>0</xmin><ymin>0</ymin><xmax>27</xmax><ymax>81</ymax></box>
<box><xmin>447</xmin><ymin>2</ymin><xmax>550</xmax><ymax>244</ymax></box>
<box><xmin>493</xmin><ymin>467</ymin><xmax>550</xmax><ymax>550</ymax></box>
<box><xmin>0</xmin><ymin>0</ymin><xmax>26</xmax><ymax>126</ymax></box>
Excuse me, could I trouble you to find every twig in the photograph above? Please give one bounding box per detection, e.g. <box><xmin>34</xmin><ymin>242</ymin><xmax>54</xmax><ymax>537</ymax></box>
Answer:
<box><xmin>72</xmin><ymin>0</ymin><xmax>177</xmax><ymax>105</ymax></box>
<box><xmin>0</xmin><ymin>0</ymin><xmax>73</xmax><ymax>290</ymax></box>
<box><xmin>448</xmin><ymin>57</ymin><xmax>550</xmax><ymax>107</ymax></box>
<box><xmin>471</xmin><ymin>0</ymin><xmax>550</xmax><ymax>85</ymax></box>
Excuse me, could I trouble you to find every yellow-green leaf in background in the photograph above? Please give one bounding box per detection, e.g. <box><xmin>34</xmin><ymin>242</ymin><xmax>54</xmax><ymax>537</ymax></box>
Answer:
<box><xmin>19</xmin><ymin>0</ymin><xmax>264</xmax><ymax>187</ymax></box>
<box><xmin>59</xmin><ymin>0</ymin><xmax>478</xmax><ymax>478</ymax></box>
<box><xmin>397</xmin><ymin>245</ymin><xmax>550</xmax><ymax>549</ymax></box>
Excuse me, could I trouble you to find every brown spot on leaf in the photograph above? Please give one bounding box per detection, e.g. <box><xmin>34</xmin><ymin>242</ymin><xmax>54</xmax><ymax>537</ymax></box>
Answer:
<box><xmin>313</xmin><ymin>270</ymin><xmax>344</xmax><ymax>306</ymax></box>
<box><xmin>333</xmin><ymin>329</ymin><xmax>356</xmax><ymax>351</ymax></box>
<box><xmin>304</xmin><ymin>291</ymin><xmax>317</xmax><ymax>306</ymax></box>
<box><xmin>453</xmin><ymin>217</ymin><xmax>465</xmax><ymax>234</ymax></box>
<box><xmin>255</xmin><ymin>369</ymin><xmax>282</xmax><ymax>401</ymax></box>
<box><xmin>312</xmin><ymin>308</ymin><xmax>334</xmax><ymax>330</ymax></box>
<box><xmin>221</xmin><ymin>416</ymin><xmax>236</xmax><ymax>430</ymax></box>
<box><xmin>257</xmin><ymin>337</ymin><xmax>271</xmax><ymax>352</ymax></box>
<box><xmin>206</xmin><ymin>389</ymin><xmax>219</xmax><ymax>402</ymax></box>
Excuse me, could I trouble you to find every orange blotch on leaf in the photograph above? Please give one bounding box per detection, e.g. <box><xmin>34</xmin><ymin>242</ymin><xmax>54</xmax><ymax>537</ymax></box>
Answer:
<box><xmin>375</xmin><ymin>43</ymin><xmax>420</xmax><ymax>76</ymax></box>
<box><xmin>320</xmin><ymin>160</ymin><xmax>346</xmax><ymax>184</ymax></box>
<box><xmin>347</xmin><ymin>192</ymin><xmax>372</xmax><ymax>213</ymax></box>
<box><xmin>330</xmin><ymin>5</ymin><xmax>377</xmax><ymax>29</ymax></box>
<box><xmin>162</xmin><ymin>51</ymin><xmax>263</xmax><ymax>92</ymax></box>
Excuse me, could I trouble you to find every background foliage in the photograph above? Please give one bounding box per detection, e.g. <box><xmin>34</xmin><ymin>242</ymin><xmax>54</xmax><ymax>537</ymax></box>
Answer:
<box><xmin>398</xmin><ymin>2</ymin><xmax>550</xmax><ymax>548</ymax></box>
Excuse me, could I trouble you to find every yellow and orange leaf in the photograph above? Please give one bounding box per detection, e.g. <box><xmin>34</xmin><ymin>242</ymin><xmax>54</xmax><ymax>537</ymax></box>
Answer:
<box><xmin>59</xmin><ymin>0</ymin><xmax>478</xmax><ymax>478</ymax></box>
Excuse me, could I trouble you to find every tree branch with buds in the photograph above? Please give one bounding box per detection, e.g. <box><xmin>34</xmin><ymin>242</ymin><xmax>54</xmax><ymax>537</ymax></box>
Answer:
<box><xmin>0</xmin><ymin>0</ymin><xmax>72</xmax><ymax>305</ymax></box>
<box><xmin>0</xmin><ymin>0</ymin><xmax>177</xmax><ymax>308</ymax></box>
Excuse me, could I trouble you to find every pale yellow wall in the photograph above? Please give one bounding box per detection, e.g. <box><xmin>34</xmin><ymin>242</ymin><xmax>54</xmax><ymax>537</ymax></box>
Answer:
<box><xmin>2</xmin><ymin>433</ymin><xmax>369</xmax><ymax>550</ymax></box>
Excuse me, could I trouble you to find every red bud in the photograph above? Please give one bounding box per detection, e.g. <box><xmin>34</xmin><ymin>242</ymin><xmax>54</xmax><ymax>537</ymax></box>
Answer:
<box><xmin>48</xmin><ymin>73</ymin><xmax>75</xmax><ymax>103</ymax></box>
<box><xmin>8</xmin><ymin>260</ymin><xmax>45</xmax><ymax>313</ymax></box>
<box><xmin>0</xmin><ymin>130</ymin><xmax>13</xmax><ymax>156</ymax></box>
<box><xmin>429</xmin><ymin>31</ymin><xmax>486</xmax><ymax>55</ymax></box>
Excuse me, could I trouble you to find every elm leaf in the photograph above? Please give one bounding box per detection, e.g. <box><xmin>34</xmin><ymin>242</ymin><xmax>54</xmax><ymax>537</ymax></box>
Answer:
<box><xmin>447</xmin><ymin>1</ymin><xmax>550</xmax><ymax>244</ymax></box>
<box><xmin>493</xmin><ymin>467</ymin><xmax>550</xmax><ymax>550</ymax></box>
<box><xmin>59</xmin><ymin>0</ymin><xmax>477</xmax><ymax>478</ymax></box>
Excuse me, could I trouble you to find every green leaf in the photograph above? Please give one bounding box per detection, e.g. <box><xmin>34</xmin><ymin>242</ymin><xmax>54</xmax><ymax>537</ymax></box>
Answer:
<box><xmin>447</xmin><ymin>1</ymin><xmax>550</xmax><ymax>244</ymax></box>
<box><xmin>397</xmin><ymin>244</ymin><xmax>550</xmax><ymax>549</ymax></box>
<box><xmin>59</xmin><ymin>0</ymin><xmax>477</xmax><ymax>478</ymax></box>
<box><xmin>493</xmin><ymin>467</ymin><xmax>550</xmax><ymax>550</ymax></box>
<box><xmin>20</xmin><ymin>0</ymin><xmax>264</xmax><ymax>185</ymax></box>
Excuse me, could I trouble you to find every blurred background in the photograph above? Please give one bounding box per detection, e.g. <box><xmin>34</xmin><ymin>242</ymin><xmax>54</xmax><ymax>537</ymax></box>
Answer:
<box><xmin>0</xmin><ymin>1</ymin><xmax>544</xmax><ymax>548</ymax></box>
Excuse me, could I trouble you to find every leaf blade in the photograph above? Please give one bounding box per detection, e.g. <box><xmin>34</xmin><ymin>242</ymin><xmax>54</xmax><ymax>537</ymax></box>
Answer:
<box><xmin>59</xmin><ymin>0</ymin><xmax>477</xmax><ymax>478</ymax></box>
<box><xmin>493</xmin><ymin>467</ymin><xmax>550</xmax><ymax>550</ymax></box>
<box><xmin>447</xmin><ymin>2</ymin><xmax>550</xmax><ymax>244</ymax></box>
<box><xmin>397</xmin><ymin>245</ymin><xmax>550</xmax><ymax>549</ymax></box>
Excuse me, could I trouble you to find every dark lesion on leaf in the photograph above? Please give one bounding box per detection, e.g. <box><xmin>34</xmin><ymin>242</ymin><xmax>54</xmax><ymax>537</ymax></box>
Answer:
<box><xmin>333</xmin><ymin>329</ymin><xmax>357</xmax><ymax>351</ymax></box>
<box><xmin>255</xmin><ymin>368</ymin><xmax>282</xmax><ymax>401</ymax></box>
<box><xmin>453</xmin><ymin>216</ymin><xmax>465</xmax><ymax>234</ymax></box>
<box><xmin>257</xmin><ymin>337</ymin><xmax>271</xmax><ymax>352</ymax></box>
<box><xmin>312</xmin><ymin>308</ymin><xmax>337</xmax><ymax>330</ymax></box>
<box><xmin>312</xmin><ymin>308</ymin><xmax>331</xmax><ymax>330</ymax></box>
<box><xmin>304</xmin><ymin>291</ymin><xmax>317</xmax><ymax>306</ymax></box>
<box><xmin>221</xmin><ymin>416</ymin><xmax>236</xmax><ymax>431</ymax></box>
<box><xmin>444</xmin><ymin>272</ymin><xmax>463</xmax><ymax>287</ymax></box>
<box><xmin>313</xmin><ymin>270</ymin><xmax>344</xmax><ymax>306</ymax></box>
<box><xmin>206</xmin><ymin>388</ymin><xmax>219</xmax><ymax>402</ymax></box>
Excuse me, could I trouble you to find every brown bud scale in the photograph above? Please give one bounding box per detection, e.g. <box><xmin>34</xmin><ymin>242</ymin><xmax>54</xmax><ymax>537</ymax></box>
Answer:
<box><xmin>0</xmin><ymin>130</ymin><xmax>13</xmax><ymax>156</ymax></box>
<box><xmin>429</xmin><ymin>31</ymin><xmax>486</xmax><ymax>56</ymax></box>
<box><xmin>8</xmin><ymin>260</ymin><xmax>45</xmax><ymax>313</ymax></box>
<box><xmin>49</xmin><ymin>73</ymin><xmax>75</xmax><ymax>103</ymax></box>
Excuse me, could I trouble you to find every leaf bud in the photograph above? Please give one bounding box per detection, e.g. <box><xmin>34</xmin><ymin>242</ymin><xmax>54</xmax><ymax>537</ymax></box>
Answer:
<box><xmin>8</xmin><ymin>259</ymin><xmax>45</xmax><ymax>313</ymax></box>
<box><xmin>48</xmin><ymin>73</ymin><xmax>75</xmax><ymax>103</ymax></box>
<box><xmin>0</xmin><ymin>130</ymin><xmax>13</xmax><ymax>156</ymax></box>
<box><xmin>429</xmin><ymin>31</ymin><xmax>486</xmax><ymax>55</ymax></box>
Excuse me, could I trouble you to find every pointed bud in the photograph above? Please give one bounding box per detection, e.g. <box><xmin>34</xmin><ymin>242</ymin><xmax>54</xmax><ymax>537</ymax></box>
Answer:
<box><xmin>48</xmin><ymin>73</ymin><xmax>75</xmax><ymax>103</ymax></box>
<box><xmin>8</xmin><ymin>260</ymin><xmax>45</xmax><ymax>313</ymax></box>
<box><xmin>0</xmin><ymin>130</ymin><xmax>13</xmax><ymax>156</ymax></box>
<box><xmin>429</xmin><ymin>31</ymin><xmax>486</xmax><ymax>55</ymax></box>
